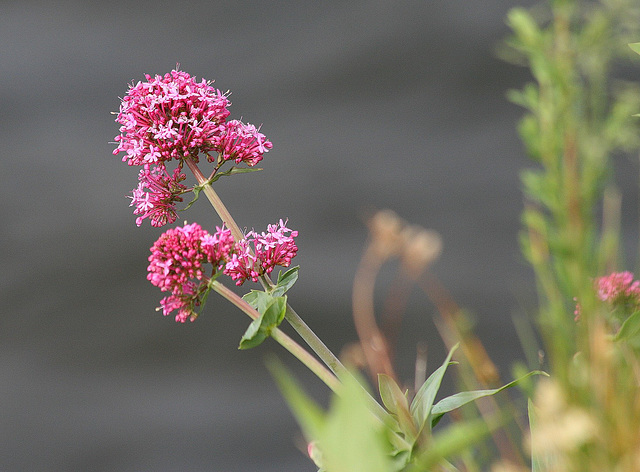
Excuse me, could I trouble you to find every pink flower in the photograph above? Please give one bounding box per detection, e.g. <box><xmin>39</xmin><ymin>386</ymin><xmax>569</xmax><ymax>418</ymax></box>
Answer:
<box><xmin>253</xmin><ymin>219</ymin><xmax>299</xmax><ymax>274</ymax></box>
<box><xmin>147</xmin><ymin>220</ymin><xmax>298</xmax><ymax>319</ymax></box>
<box><xmin>214</xmin><ymin>120</ymin><xmax>273</xmax><ymax>166</ymax></box>
<box><xmin>595</xmin><ymin>271</ymin><xmax>640</xmax><ymax>306</ymax></box>
<box><xmin>224</xmin><ymin>239</ymin><xmax>261</xmax><ymax>285</ymax></box>
<box><xmin>129</xmin><ymin>165</ymin><xmax>187</xmax><ymax>227</ymax></box>
<box><xmin>114</xmin><ymin>69</ymin><xmax>273</xmax><ymax>228</ymax></box>
<box><xmin>147</xmin><ymin>222</ymin><xmax>234</xmax><ymax>322</ymax></box>
<box><xmin>114</xmin><ymin>69</ymin><xmax>230</xmax><ymax>166</ymax></box>
<box><xmin>223</xmin><ymin>219</ymin><xmax>298</xmax><ymax>285</ymax></box>
<box><xmin>201</xmin><ymin>226</ymin><xmax>234</xmax><ymax>268</ymax></box>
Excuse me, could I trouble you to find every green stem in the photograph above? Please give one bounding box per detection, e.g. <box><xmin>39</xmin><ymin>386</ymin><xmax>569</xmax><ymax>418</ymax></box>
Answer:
<box><xmin>185</xmin><ymin>158</ymin><xmax>391</xmax><ymax>424</ymax></box>
<box><xmin>211</xmin><ymin>280</ymin><xmax>341</xmax><ymax>393</ymax></box>
<box><xmin>185</xmin><ymin>158</ymin><xmax>345</xmax><ymax>376</ymax></box>
<box><xmin>185</xmin><ymin>158</ymin><xmax>245</xmax><ymax>242</ymax></box>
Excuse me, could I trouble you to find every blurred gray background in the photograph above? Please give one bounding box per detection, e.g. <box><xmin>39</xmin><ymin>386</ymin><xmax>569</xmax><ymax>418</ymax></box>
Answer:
<box><xmin>5</xmin><ymin>0</ymin><xmax>637</xmax><ymax>470</ymax></box>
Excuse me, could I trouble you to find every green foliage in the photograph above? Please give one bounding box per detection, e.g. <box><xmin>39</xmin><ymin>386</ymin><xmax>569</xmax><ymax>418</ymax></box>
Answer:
<box><xmin>237</xmin><ymin>267</ymin><xmax>300</xmax><ymax>349</ymax></box>
<box><xmin>504</xmin><ymin>0</ymin><xmax>640</xmax><ymax>380</ymax></box>
<box><xmin>239</xmin><ymin>293</ymin><xmax>287</xmax><ymax>349</ymax></box>
<box><xmin>272</xmin><ymin>343</ymin><xmax>541</xmax><ymax>471</ymax></box>
<box><xmin>268</xmin><ymin>359</ymin><xmax>395</xmax><ymax>472</ymax></box>
<box><xmin>409</xmin><ymin>344</ymin><xmax>459</xmax><ymax>440</ymax></box>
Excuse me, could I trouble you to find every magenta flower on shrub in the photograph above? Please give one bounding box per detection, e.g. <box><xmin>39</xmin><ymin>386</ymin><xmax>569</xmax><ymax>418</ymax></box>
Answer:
<box><xmin>216</xmin><ymin>119</ymin><xmax>273</xmax><ymax>166</ymax></box>
<box><xmin>148</xmin><ymin>220</ymin><xmax>298</xmax><ymax>320</ymax></box>
<box><xmin>129</xmin><ymin>166</ymin><xmax>187</xmax><ymax>227</ymax></box>
<box><xmin>114</xmin><ymin>69</ymin><xmax>230</xmax><ymax>166</ymax></box>
<box><xmin>224</xmin><ymin>220</ymin><xmax>299</xmax><ymax>285</ymax></box>
<box><xmin>147</xmin><ymin>222</ymin><xmax>232</xmax><ymax>322</ymax></box>
<box><xmin>114</xmin><ymin>68</ymin><xmax>273</xmax><ymax>227</ymax></box>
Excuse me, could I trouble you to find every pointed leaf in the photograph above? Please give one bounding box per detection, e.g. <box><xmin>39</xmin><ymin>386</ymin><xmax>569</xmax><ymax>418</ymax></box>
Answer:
<box><xmin>430</xmin><ymin>370</ymin><xmax>547</xmax><ymax>427</ymax></box>
<box><xmin>410</xmin><ymin>344</ymin><xmax>459</xmax><ymax>434</ymax></box>
<box><xmin>379</xmin><ymin>374</ymin><xmax>417</xmax><ymax>441</ymax></box>
<box><xmin>238</xmin><ymin>315</ymin><xmax>267</xmax><ymax>349</ymax></box>
<box><xmin>629</xmin><ymin>42</ymin><xmax>640</xmax><ymax>56</ymax></box>
<box><xmin>209</xmin><ymin>166</ymin><xmax>263</xmax><ymax>183</ymax></box>
<box><xmin>407</xmin><ymin>416</ymin><xmax>496</xmax><ymax>472</ymax></box>
<box><xmin>267</xmin><ymin>357</ymin><xmax>325</xmax><ymax>440</ymax></box>
<box><xmin>271</xmin><ymin>266</ymin><xmax>299</xmax><ymax>297</ymax></box>
<box><xmin>378</xmin><ymin>374</ymin><xmax>409</xmax><ymax>415</ymax></box>
<box><xmin>614</xmin><ymin>310</ymin><xmax>640</xmax><ymax>346</ymax></box>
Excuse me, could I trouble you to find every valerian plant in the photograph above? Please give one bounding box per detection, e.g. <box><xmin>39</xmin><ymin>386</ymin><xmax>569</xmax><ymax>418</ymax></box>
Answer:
<box><xmin>112</xmin><ymin>68</ymin><xmax>539</xmax><ymax>471</ymax></box>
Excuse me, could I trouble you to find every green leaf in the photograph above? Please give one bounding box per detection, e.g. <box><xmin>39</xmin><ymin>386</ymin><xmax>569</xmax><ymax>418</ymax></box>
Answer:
<box><xmin>209</xmin><ymin>166</ymin><xmax>263</xmax><ymax>184</ymax></box>
<box><xmin>267</xmin><ymin>357</ymin><xmax>326</xmax><ymax>440</ymax></box>
<box><xmin>629</xmin><ymin>42</ymin><xmax>640</xmax><ymax>56</ymax></box>
<box><xmin>321</xmin><ymin>371</ymin><xmax>395</xmax><ymax>472</ymax></box>
<box><xmin>271</xmin><ymin>266</ymin><xmax>299</xmax><ymax>297</ymax></box>
<box><xmin>507</xmin><ymin>8</ymin><xmax>541</xmax><ymax>48</ymax></box>
<box><xmin>410</xmin><ymin>343</ymin><xmax>459</xmax><ymax>436</ymax></box>
<box><xmin>238</xmin><ymin>295</ymin><xmax>287</xmax><ymax>349</ymax></box>
<box><xmin>378</xmin><ymin>374</ymin><xmax>416</xmax><ymax>441</ymax></box>
<box><xmin>242</xmin><ymin>290</ymin><xmax>273</xmax><ymax>314</ymax></box>
<box><xmin>181</xmin><ymin>185</ymin><xmax>203</xmax><ymax>211</ymax></box>
<box><xmin>238</xmin><ymin>315</ymin><xmax>267</xmax><ymax>349</ymax></box>
<box><xmin>406</xmin><ymin>416</ymin><xmax>496</xmax><ymax>472</ymax></box>
<box><xmin>614</xmin><ymin>310</ymin><xmax>640</xmax><ymax>347</ymax></box>
<box><xmin>430</xmin><ymin>370</ymin><xmax>547</xmax><ymax>427</ymax></box>
<box><xmin>269</xmin><ymin>360</ymin><xmax>395</xmax><ymax>472</ymax></box>
<box><xmin>378</xmin><ymin>374</ymin><xmax>409</xmax><ymax>416</ymax></box>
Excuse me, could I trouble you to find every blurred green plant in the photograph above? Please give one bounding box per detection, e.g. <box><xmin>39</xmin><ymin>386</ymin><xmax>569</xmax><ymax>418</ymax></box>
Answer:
<box><xmin>501</xmin><ymin>0</ymin><xmax>640</xmax><ymax>470</ymax></box>
<box><xmin>501</xmin><ymin>0</ymin><xmax>640</xmax><ymax>377</ymax></box>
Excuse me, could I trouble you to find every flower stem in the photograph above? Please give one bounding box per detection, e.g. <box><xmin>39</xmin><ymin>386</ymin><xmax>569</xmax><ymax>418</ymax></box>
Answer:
<box><xmin>211</xmin><ymin>280</ymin><xmax>340</xmax><ymax>393</ymax></box>
<box><xmin>185</xmin><ymin>158</ymin><xmax>391</xmax><ymax>423</ymax></box>
<box><xmin>185</xmin><ymin>158</ymin><xmax>245</xmax><ymax>242</ymax></box>
<box><xmin>185</xmin><ymin>159</ymin><xmax>345</xmax><ymax>374</ymax></box>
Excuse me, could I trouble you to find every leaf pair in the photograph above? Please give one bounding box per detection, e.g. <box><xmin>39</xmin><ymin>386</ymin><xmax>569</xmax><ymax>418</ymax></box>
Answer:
<box><xmin>380</xmin><ymin>344</ymin><xmax>546</xmax><ymax>467</ymax></box>
<box><xmin>238</xmin><ymin>267</ymin><xmax>299</xmax><ymax>349</ymax></box>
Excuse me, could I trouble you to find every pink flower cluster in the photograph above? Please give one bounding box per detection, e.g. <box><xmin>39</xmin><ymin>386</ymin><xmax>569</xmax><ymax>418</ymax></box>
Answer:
<box><xmin>225</xmin><ymin>220</ymin><xmax>299</xmax><ymax>285</ymax></box>
<box><xmin>113</xmin><ymin>69</ymin><xmax>272</xmax><ymax>227</ymax></box>
<box><xmin>147</xmin><ymin>220</ymin><xmax>298</xmax><ymax>322</ymax></box>
<box><xmin>595</xmin><ymin>271</ymin><xmax>640</xmax><ymax>306</ymax></box>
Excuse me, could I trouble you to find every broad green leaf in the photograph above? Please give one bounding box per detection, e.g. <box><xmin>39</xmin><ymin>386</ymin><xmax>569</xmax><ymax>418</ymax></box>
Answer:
<box><xmin>615</xmin><ymin>311</ymin><xmax>640</xmax><ymax>341</ymax></box>
<box><xmin>321</xmin><ymin>371</ymin><xmax>394</xmax><ymax>472</ymax></box>
<box><xmin>238</xmin><ymin>295</ymin><xmax>287</xmax><ymax>349</ymax></box>
<box><xmin>410</xmin><ymin>344</ymin><xmax>459</xmax><ymax>435</ymax></box>
<box><xmin>629</xmin><ymin>42</ymin><xmax>640</xmax><ymax>56</ymax></box>
<box><xmin>267</xmin><ymin>357</ymin><xmax>325</xmax><ymax>440</ymax></box>
<box><xmin>430</xmin><ymin>370</ymin><xmax>547</xmax><ymax>427</ymax></box>
<box><xmin>269</xmin><ymin>360</ymin><xmax>395</xmax><ymax>472</ymax></box>
<box><xmin>271</xmin><ymin>266</ymin><xmax>299</xmax><ymax>297</ymax></box>
<box><xmin>238</xmin><ymin>315</ymin><xmax>267</xmax><ymax>350</ymax></box>
<box><xmin>242</xmin><ymin>290</ymin><xmax>272</xmax><ymax>314</ymax></box>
